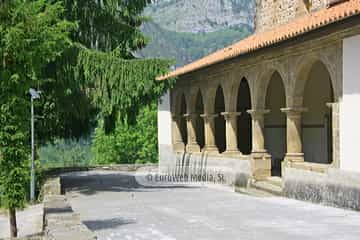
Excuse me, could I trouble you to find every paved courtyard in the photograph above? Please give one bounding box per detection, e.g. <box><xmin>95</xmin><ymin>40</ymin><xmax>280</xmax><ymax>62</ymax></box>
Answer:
<box><xmin>64</xmin><ymin>171</ymin><xmax>360</xmax><ymax>240</ymax></box>
<box><xmin>0</xmin><ymin>203</ymin><xmax>43</xmax><ymax>239</ymax></box>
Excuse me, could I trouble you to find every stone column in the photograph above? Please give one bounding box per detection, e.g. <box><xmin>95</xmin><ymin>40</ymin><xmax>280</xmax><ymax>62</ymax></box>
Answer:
<box><xmin>281</xmin><ymin>107</ymin><xmax>307</xmax><ymax>162</ymax></box>
<box><xmin>326</xmin><ymin>102</ymin><xmax>338</xmax><ymax>167</ymax></box>
<box><xmin>172</xmin><ymin>115</ymin><xmax>185</xmax><ymax>152</ymax></box>
<box><xmin>184</xmin><ymin>113</ymin><xmax>201</xmax><ymax>152</ymax></box>
<box><xmin>200</xmin><ymin>114</ymin><xmax>218</xmax><ymax>152</ymax></box>
<box><xmin>247</xmin><ymin>109</ymin><xmax>271</xmax><ymax>180</ymax></box>
<box><xmin>221</xmin><ymin>112</ymin><xmax>241</xmax><ymax>155</ymax></box>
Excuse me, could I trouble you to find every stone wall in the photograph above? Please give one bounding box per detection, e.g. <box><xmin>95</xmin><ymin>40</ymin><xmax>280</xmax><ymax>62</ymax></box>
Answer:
<box><xmin>284</xmin><ymin>167</ymin><xmax>360</xmax><ymax>210</ymax></box>
<box><xmin>44</xmin><ymin>164</ymin><xmax>159</xmax><ymax>177</ymax></box>
<box><xmin>158</xmin><ymin>145</ymin><xmax>252</xmax><ymax>188</ymax></box>
<box><xmin>255</xmin><ymin>0</ymin><xmax>328</xmax><ymax>32</ymax></box>
<box><xmin>42</xmin><ymin>178</ymin><xmax>96</xmax><ymax>240</ymax></box>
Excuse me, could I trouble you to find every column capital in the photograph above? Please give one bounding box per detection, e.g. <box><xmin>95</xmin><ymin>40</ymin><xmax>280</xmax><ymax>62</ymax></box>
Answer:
<box><xmin>326</xmin><ymin>102</ymin><xmax>335</xmax><ymax>109</ymax></box>
<box><xmin>220</xmin><ymin>112</ymin><xmax>241</xmax><ymax>120</ymax></box>
<box><xmin>247</xmin><ymin>109</ymin><xmax>270</xmax><ymax>118</ymax></box>
<box><xmin>281</xmin><ymin>107</ymin><xmax>307</xmax><ymax>117</ymax></box>
<box><xmin>183</xmin><ymin>113</ymin><xmax>198</xmax><ymax>120</ymax></box>
<box><xmin>200</xmin><ymin>113</ymin><xmax>218</xmax><ymax>120</ymax></box>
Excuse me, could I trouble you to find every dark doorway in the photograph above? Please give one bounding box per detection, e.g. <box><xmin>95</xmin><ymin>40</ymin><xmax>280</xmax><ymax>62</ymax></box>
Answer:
<box><xmin>195</xmin><ymin>90</ymin><xmax>205</xmax><ymax>149</ymax></box>
<box><xmin>265</xmin><ymin>72</ymin><xmax>286</xmax><ymax>176</ymax></box>
<box><xmin>237</xmin><ymin>78</ymin><xmax>252</xmax><ymax>155</ymax></box>
<box><xmin>214</xmin><ymin>86</ymin><xmax>226</xmax><ymax>153</ymax></box>
<box><xmin>179</xmin><ymin>94</ymin><xmax>188</xmax><ymax>145</ymax></box>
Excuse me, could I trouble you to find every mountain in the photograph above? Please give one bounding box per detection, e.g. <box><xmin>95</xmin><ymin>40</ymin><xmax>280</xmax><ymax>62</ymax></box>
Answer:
<box><xmin>138</xmin><ymin>0</ymin><xmax>256</xmax><ymax>67</ymax></box>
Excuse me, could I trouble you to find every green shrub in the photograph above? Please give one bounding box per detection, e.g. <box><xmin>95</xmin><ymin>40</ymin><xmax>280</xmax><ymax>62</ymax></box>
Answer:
<box><xmin>92</xmin><ymin>102</ymin><xmax>158</xmax><ymax>165</ymax></box>
<box><xmin>38</xmin><ymin>138</ymin><xmax>92</xmax><ymax>169</ymax></box>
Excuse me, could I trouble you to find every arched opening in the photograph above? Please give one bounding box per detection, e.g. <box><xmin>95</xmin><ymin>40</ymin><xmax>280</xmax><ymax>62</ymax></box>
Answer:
<box><xmin>237</xmin><ymin>78</ymin><xmax>252</xmax><ymax>154</ymax></box>
<box><xmin>195</xmin><ymin>90</ymin><xmax>205</xmax><ymax>149</ymax></box>
<box><xmin>302</xmin><ymin>61</ymin><xmax>334</xmax><ymax>164</ymax></box>
<box><xmin>264</xmin><ymin>72</ymin><xmax>287</xmax><ymax>176</ymax></box>
<box><xmin>179</xmin><ymin>94</ymin><xmax>188</xmax><ymax>146</ymax></box>
<box><xmin>214</xmin><ymin>86</ymin><xmax>226</xmax><ymax>153</ymax></box>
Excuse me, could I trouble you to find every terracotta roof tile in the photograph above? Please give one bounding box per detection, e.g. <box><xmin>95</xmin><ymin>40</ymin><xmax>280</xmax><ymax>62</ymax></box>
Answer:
<box><xmin>157</xmin><ymin>0</ymin><xmax>360</xmax><ymax>81</ymax></box>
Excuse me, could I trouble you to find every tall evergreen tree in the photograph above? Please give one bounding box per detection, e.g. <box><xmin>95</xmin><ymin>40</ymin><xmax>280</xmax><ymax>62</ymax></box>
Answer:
<box><xmin>39</xmin><ymin>0</ymin><xmax>173</xmax><ymax>138</ymax></box>
<box><xmin>0</xmin><ymin>0</ymin><xmax>75</xmax><ymax>236</ymax></box>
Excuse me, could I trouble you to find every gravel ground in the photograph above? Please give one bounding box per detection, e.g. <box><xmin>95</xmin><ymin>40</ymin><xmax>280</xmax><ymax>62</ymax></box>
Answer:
<box><xmin>64</xmin><ymin>171</ymin><xmax>360</xmax><ymax>240</ymax></box>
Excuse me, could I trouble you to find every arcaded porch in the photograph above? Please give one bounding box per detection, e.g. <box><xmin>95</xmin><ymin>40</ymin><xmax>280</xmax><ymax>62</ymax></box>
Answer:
<box><xmin>170</xmin><ymin>41</ymin><xmax>341</xmax><ymax>180</ymax></box>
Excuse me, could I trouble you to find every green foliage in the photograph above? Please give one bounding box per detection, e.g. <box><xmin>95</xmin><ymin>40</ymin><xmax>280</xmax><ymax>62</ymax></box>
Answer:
<box><xmin>64</xmin><ymin>0</ymin><xmax>152</xmax><ymax>55</ymax></box>
<box><xmin>38</xmin><ymin>138</ymin><xmax>92</xmax><ymax>169</ymax></box>
<box><xmin>76</xmin><ymin>48</ymin><xmax>174</xmax><ymax>130</ymax></box>
<box><xmin>92</xmin><ymin>102</ymin><xmax>159</xmax><ymax>165</ymax></box>
<box><xmin>34</xmin><ymin>0</ymin><xmax>171</xmax><ymax>141</ymax></box>
<box><xmin>139</xmin><ymin>21</ymin><xmax>252</xmax><ymax>66</ymax></box>
<box><xmin>39</xmin><ymin>0</ymin><xmax>174</xmax><ymax>138</ymax></box>
<box><xmin>39</xmin><ymin>46</ymin><xmax>97</xmax><ymax>140</ymax></box>
<box><xmin>0</xmin><ymin>0</ymin><xmax>74</xmax><ymax>210</ymax></box>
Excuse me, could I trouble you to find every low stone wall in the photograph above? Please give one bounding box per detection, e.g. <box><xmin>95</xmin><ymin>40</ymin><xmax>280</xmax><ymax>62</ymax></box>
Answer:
<box><xmin>159</xmin><ymin>149</ymin><xmax>252</xmax><ymax>187</ymax></box>
<box><xmin>284</xmin><ymin>167</ymin><xmax>360</xmax><ymax>210</ymax></box>
<box><xmin>42</xmin><ymin>178</ymin><xmax>96</xmax><ymax>240</ymax></box>
<box><xmin>44</xmin><ymin>164</ymin><xmax>158</xmax><ymax>177</ymax></box>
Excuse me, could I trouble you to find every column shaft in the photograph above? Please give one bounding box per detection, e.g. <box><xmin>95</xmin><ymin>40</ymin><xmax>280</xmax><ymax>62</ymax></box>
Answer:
<box><xmin>221</xmin><ymin>112</ymin><xmax>241</xmax><ymax>154</ymax></box>
<box><xmin>172</xmin><ymin>115</ymin><xmax>185</xmax><ymax>151</ymax></box>
<box><xmin>184</xmin><ymin>113</ymin><xmax>201</xmax><ymax>152</ymax></box>
<box><xmin>247</xmin><ymin>109</ymin><xmax>271</xmax><ymax>180</ymax></box>
<box><xmin>281</xmin><ymin>108</ymin><xmax>307</xmax><ymax>162</ymax></box>
<box><xmin>201</xmin><ymin>114</ymin><xmax>218</xmax><ymax>152</ymax></box>
<box><xmin>248</xmin><ymin>110</ymin><xmax>269</xmax><ymax>153</ymax></box>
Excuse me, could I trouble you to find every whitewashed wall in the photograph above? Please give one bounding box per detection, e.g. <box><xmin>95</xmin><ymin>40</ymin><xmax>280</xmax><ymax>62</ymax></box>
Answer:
<box><xmin>158</xmin><ymin>90</ymin><xmax>172</xmax><ymax>146</ymax></box>
<box><xmin>341</xmin><ymin>34</ymin><xmax>360</xmax><ymax>172</ymax></box>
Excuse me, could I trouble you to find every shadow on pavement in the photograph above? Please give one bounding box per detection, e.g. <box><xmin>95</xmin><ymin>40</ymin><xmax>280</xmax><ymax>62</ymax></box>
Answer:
<box><xmin>61</xmin><ymin>172</ymin><xmax>199</xmax><ymax>196</ymax></box>
<box><xmin>83</xmin><ymin>217</ymin><xmax>136</xmax><ymax>231</ymax></box>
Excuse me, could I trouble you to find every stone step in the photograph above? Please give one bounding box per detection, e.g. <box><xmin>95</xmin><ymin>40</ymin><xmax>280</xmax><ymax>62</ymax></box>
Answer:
<box><xmin>248</xmin><ymin>179</ymin><xmax>284</xmax><ymax>196</ymax></box>
<box><xmin>266</xmin><ymin>176</ymin><xmax>283</xmax><ymax>188</ymax></box>
<box><xmin>235</xmin><ymin>186</ymin><xmax>274</xmax><ymax>198</ymax></box>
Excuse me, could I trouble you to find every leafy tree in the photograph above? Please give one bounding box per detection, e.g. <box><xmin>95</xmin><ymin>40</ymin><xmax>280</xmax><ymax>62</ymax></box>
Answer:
<box><xmin>0</xmin><ymin>0</ymin><xmax>75</xmax><ymax>237</ymax></box>
<box><xmin>62</xmin><ymin>0</ymin><xmax>173</xmax><ymax>127</ymax></box>
<box><xmin>37</xmin><ymin>0</ymin><xmax>174</xmax><ymax>139</ymax></box>
<box><xmin>92</xmin><ymin>102</ymin><xmax>159</xmax><ymax>164</ymax></box>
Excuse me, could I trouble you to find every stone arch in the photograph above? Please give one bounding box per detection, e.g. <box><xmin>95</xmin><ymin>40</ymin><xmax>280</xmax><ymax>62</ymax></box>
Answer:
<box><xmin>236</xmin><ymin>77</ymin><xmax>252</xmax><ymax>155</ymax></box>
<box><xmin>204</xmin><ymin>82</ymin><xmax>226</xmax><ymax>114</ymax></box>
<box><xmin>264</xmin><ymin>71</ymin><xmax>287</xmax><ymax>176</ymax></box>
<box><xmin>292</xmin><ymin>54</ymin><xmax>337</xmax><ymax>107</ymax></box>
<box><xmin>254</xmin><ymin>64</ymin><xmax>288</xmax><ymax>110</ymax></box>
<box><xmin>194</xmin><ymin>89</ymin><xmax>205</xmax><ymax>149</ymax></box>
<box><xmin>173</xmin><ymin>90</ymin><xmax>187</xmax><ymax>115</ymax></box>
<box><xmin>299</xmin><ymin>60</ymin><xmax>335</xmax><ymax>164</ymax></box>
<box><xmin>214</xmin><ymin>85</ymin><xmax>226</xmax><ymax>153</ymax></box>
<box><xmin>233</xmin><ymin>71</ymin><xmax>256</xmax><ymax>111</ymax></box>
<box><xmin>187</xmin><ymin>87</ymin><xmax>202</xmax><ymax>113</ymax></box>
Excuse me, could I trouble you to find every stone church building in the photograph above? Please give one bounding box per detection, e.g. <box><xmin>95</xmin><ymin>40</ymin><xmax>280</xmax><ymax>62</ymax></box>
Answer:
<box><xmin>157</xmin><ymin>0</ymin><xmax>360</xmax><ymax>209</ymax></box>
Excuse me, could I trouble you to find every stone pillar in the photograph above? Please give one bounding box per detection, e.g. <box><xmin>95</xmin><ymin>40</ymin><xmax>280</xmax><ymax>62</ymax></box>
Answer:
<box><xmin>200</xmin><ymin>114</ymin><xmax>218</xmax><ymax>152</ymax></box>
<box><xmin>326</xmin><ymin>102</ymin><xmax>339</xmax><ymax>167</ymax></box>
<box><xmin>172</xmin><ymin>115</ymin><xmax>185</xmax><ymax>152</ymax></box>
<box><xmin>184</xmin><ymin>113</ymin><xmax>201</xmax><ymax>152</ymax></box>
<box><xmin>221</xmin><ymin>112</ymin><xmax>241</xmax><ymax>155</ymax></box>
<box><xmin>281</xmin><ymin>107</ymin><xmax>307</xmax><ymax>162</ymax></box>
<box><xmin>247</xmin><ymin>109</ymin><xmax>271</xmax><ymax>180</ymax></box>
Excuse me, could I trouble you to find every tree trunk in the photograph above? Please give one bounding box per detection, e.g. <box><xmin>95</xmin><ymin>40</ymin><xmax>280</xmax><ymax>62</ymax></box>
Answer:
<box><xmin>9</xmin><ymin>208</ymin><xmax>17</xmax><ymax>238</ymax></box>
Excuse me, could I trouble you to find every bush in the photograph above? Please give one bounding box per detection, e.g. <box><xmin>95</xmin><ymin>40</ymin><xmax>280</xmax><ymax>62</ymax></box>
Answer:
<box><xmin>38</xmin><ymin>138</ymin><xmax>92</xmax><ymax>169</ymax></box>
<box><xmin>92</xmin><ymin>102</ymin><xmax>159</xmax><ymax>164</ymax></box>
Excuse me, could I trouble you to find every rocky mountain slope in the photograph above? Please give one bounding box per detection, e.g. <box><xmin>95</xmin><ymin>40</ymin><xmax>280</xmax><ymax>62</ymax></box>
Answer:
<box><xmin>145</xmin><ymin>0</ymin><xmax>255</xmax><ymax>33</ymax></box>
<box><xmin>139</xmin><ymin>0</ymin><xmax>255</xmax><ymax>67</ymax></box>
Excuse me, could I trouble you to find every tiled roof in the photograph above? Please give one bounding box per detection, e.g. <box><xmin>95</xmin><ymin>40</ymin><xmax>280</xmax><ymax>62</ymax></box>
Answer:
<box><xmin>157</xmin><ymin>0</ymin><xmax>360</xmax><ymax>81</ymax></box>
